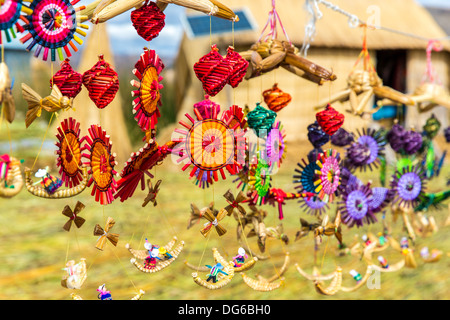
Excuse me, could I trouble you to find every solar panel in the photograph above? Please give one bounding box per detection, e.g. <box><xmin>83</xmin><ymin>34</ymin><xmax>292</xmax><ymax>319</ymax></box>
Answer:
<box><xmin>183</xmin><ymin>8</ymin><xmax>257</xmax><ymax>38</ymax></box>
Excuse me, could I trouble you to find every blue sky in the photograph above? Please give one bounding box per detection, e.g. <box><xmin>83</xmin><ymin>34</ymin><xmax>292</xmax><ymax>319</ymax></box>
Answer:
<box><xmin>3</xmin><ymin>0</ymin><xmax>450</xmax><ymax>59</ymax></box>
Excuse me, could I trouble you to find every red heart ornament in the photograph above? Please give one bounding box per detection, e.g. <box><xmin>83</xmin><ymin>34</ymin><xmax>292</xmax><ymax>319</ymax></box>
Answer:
<box><xmin>51</xmin><ymin>58</ymin><xmax>83</xmax><ymax>99</ymax></box>
<box><xmin>315</xmin><ymin>104</ymin><xmax>344</xmax><ymax>136</ymax></box>
<box><xmin>193</xmin><ymin>44</ymin><xmax>231</xmax><ymax>97</ymax></box>
<box><xmin>224</xmin><ymin>46</ymin><xmax>248</xmax><ymax>88</ymax></box>
<box><xmin>82</xmin><ymin>55</ymin><xmax>120</xmax><ymax>109</ymax></box>
<box><xmin>131</xmin><ymin>1</ymin><xmax>165</xmax><ymax>42</ymax></box>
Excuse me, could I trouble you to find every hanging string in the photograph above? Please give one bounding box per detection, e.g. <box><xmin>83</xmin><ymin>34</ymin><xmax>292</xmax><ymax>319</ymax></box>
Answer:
<box><xmin>302</xmin><ymin>0</ymin><xmax>450</xmax><ymax>57</ymax></box>
<box><xmin>259</xmin><ymin>0</ymin><xmax>291</xmax><ymax>44</ymax></box>
<box><xmin>30</xmin><ymin>112</ymin><xmax>55</xmax><ymax>171</ymax></box>
<box><xmin>423</xmin><ymin>39</ymin><xmax>443</xmax><ymax>84</ymax></box>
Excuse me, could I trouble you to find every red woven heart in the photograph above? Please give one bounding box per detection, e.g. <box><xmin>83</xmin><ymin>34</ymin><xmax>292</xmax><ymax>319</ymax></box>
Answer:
<box><xmin>193</xmin><ymin>44</ymin><xmax>232</xmax><ymax>97</ymax></box>
<box><xmin>82</xmin><ymin>55</ymin><xmax>119</xmax><ymax>109</ymax></box>
<box><xmin>51</xmin><ymin>58</ymin><xmax>82</xmax><ymax>99</ymax></box>
<box><xmin>131</xmin><ymin>1</ymin><xmax>165</xmax><ymax>42</ymax></box>
<box><xmin>315</xmin><ymin>104</ymin><xmax>344</xmax><ymax>136</ymax></box>
<box><xmin>224</xmin><ymin>46</ymin><xmax>248</xmax><ymax>88</ymax></box>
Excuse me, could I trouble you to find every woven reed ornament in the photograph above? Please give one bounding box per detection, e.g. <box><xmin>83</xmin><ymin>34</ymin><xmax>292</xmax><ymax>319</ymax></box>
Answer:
<box><xmin>55</xmin><ymin>117</ymin><xmax>84</xmax><ymax>188</ymax></box>
<box><xmin>315</xmin><ymin>104</ymin><xmax>344</xmax><ymax>136</ymax></box>
<box><xmin>82</xmin><ymin>54</ymin><xmax>119</xmax><ymax>109</ymax></box>
<box><xmin>51</xmin><ymin>58</ymin><xmax>83</xmax><ymax>99</ymax></box>
<box><xmin>93</xmin><ymin>216</ymin><xmax>119</xmax><ymax>250</ymax></box>
<box><xmin>194</xmin><ymin>44</ymin><xmax>232</xmax><ymax>96</ymax></box>
<box><xmin>130</xmin><ymin>0</ymin><xmax>165</xmax><ymax>42</ymax></box>
<box><xmin>224</xmin><ymin>46</ymin><xmax>248</xmax><ymax>88</ymax></box>
<box><xmin>262</xmin><ymin>83</ymin><xmax>292</xmax><ymax>112</ymax></box>
<box><xmin>81</xmin><ymin>124</ymin><xmax>118</xmax><ymax>205</ymax></box>
<box><xmin>131</xmin><ymin>47</ymin><xmax>164</xmax><ymax>131</ymax></box>
<box><xmin>62</xmin><ymin>201</ymin><xmax>86</xmax><ymax>232</ymax></box>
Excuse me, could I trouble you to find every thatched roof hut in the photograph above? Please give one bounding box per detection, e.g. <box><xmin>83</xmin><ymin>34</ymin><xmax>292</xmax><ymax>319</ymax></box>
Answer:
<box><xmin>173</xmin><ymin>0</ymin><xmax>450</xmax><ymax>146</ymax></box>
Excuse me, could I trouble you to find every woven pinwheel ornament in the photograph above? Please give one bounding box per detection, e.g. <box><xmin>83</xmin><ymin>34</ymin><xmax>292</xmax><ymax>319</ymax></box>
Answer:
<box><xmin>200</xmin><ymin>208</ymin><xmax>228</xmax><ymax>237</ymax></box>
<box><xmin>93</xmin><ymin>217</ymin><xmax>119</xmax><ymax>250</ymax></box>
<box><xmin>0</xmin><ymin>0</ymin><xmax>30</xmax><ymax>44</ymax></box>
<box><xmin>55</xmin><ymin>117</ymin><xmax>84</xmax><ymax>188</ymax></box>
<box><xmin>82</xmin><ymin>54</ymin><xmax>119</xmax><ymax>109</ymax></box>
<box><xmin>131</xmin><ymin>47</ymin><xmax>164</xmax><ymax>131</ymax></box>
<box><xmin>81</xmin><ymin>124</ymin><xmax>118</xmax><ymax>205</ymax></box>
<box><xmin>314</xmin><ymin>149</ymin><xmax>341</xmax><ymax>203</ymax></box>
<box><xmin>20</xmin><ymin>0</ymin><xmax>88</xmax><ymax>61</ymax></box>
<box><xmin>62</xmin><ymin>201</ymin><xmax>86</xmax><ymax>232</ymax></box>
<box><xmin>346</xmin><ymin>128</ymin><xmax>387</xmax><ymax>171</ymax></box>
<box><xmin>51</xmin><ymin>58</ymin><xmax>83</xmax><ymax>99</ymax></box>
<box><xmin>171</xmin><ymin>103</ymin><xmax>246</xmax><ymax>186</ymax></box>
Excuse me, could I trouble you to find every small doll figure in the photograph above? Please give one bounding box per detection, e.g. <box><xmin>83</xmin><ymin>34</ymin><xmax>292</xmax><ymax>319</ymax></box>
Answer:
<box><xmin>97</xmin><ymin>284</ymin><xmax>112</xmax><ymax>300</ymax></box>
<box><xmin>158</xmin><ymin>246</ymin><xmax>173</xmax><ymax>260</ymax></box>
<box><xmin>144</xmin><ymin>238</ymin><xmax>159</xmax><ymax>253</ymax></box>
<box><xmin>232</xmin><ymin>247</ymin><xmax>248</xmax><ymax>267</ymax></box>
<box><xmin>205</xmin><ymin>262</ymin><xmax>228</xmax><ymax>283</ymax></box>
<box><xmin>144</xmin><ymin>248</ymin><xmax>161</xmax><ymax>270</ymax></box>
<box><xmin>34</xmin><ymin>167</ymin><xmax>62</xmax><ymax>194</ymax></box>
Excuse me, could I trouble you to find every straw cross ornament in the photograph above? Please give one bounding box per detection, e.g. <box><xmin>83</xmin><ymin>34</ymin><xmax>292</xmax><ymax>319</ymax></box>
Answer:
<box><xmin>93</xmin><ymin>216</ymin><xmax>119</xmax><ymax>250</ymax></box>
<box><xmin>62</xmin><ymin>201</ymin><xmax>86</xmax><ymax>232</ymax></box>
<box><xmin>223</xmin><ymin>190</ymin><xmax>247</xmax><ymax>216</ymax></box>
<box><xmin>200</xmin><ymin>208</ymin><xmax>227</xmax><ymax>237</ymax></box>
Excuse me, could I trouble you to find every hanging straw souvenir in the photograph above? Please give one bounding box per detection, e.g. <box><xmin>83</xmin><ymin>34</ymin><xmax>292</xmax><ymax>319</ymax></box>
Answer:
<box><xmin>246</xmin><ymin>102</ymin><xmax>277</xmax><ymax>137</ymax></box>
<box><xmin>200</xmin><ymin>208</ymin><xmax>228</xmax><ymax>237</ymax></box>
<box><xmin>238</xmin><ymin>0</ymin><xmax>336</xmax><ymax>85</ymax></box>
<box><xmin>338</xmin><ymin>182</ymin><xmax>377</xmax><ymax>228</ymax></box>
<box><xmin>142</xmin><ymin>179</ymin><xmax>162</xmax><ymax>207</ymax></box>
<box><xmin>114</xmin><ymin>140</ymin><xmax>175</xmax><ymax>202</ymax></box>
<box><xmin>24</xmin><ymin>166</ymin><xmax>88</xmax><ymax>198</ymax></box>
<box><xmin>390</xmin><ymin>165</ymin><xmax>426</xmax><ymax>209</ymax></box>
<box><xmin>55</xmin><ymin>117</ymin><xmax>84</xmax><ymax>188</ymax></box>
<box><xmin>20</xmin><ymin>0</ymin><xmax>89</xmax><ymax>61</ymax></box>
<box><xmin>187</xmin><ymin>202</ymin><xmax>216</xmax><ymax>229</ymax></box>
<box><xmin>313</xmin><ymin>27</ymin><xmax>414</xmax><ymax>115</ymax></box>
<box><xmin>82</xmin><ymin>54</ymin><xmax>119</xmax><ymax>109</ymax></box>
<box><xmin>0</xmin><ymin>62</ymin><xmax>15</xmax><ymax>123</ymax></box>
<box><xmin>93</xmin><ymin>216</ymin><xmax>119</xmax><ymax>250</ymax></box>
<box><xmin>171</xmin><ymin>106</ymin><xmax>245</xmax><ymax>185</ymax></box>
<box><xmin>193</xmin><ymin>44</ymin><xmax>232</xmax><ymax>97</ymax></box>
<box><xmin>192</xmin><ymin>248</ymin><xmax>235</xmax><ymax>290</ymax></box>
<box><xmin>51</xmin><ymin>58</ymin><xmax>83</xmax><ymax>99</ymax></box>
<box><xmin>223</xmin><ymin>189</ymin><xmax>247</xmax><ymax>216</ymax></box>
<box><xmin>130</xmin><ymin>0</ymin><xmax>165</xmax><ymax>42</ymax></box>
<box><xmin>247</xmin><ymin>158</ymin><xmax>272</xmax><ymax>206</ymax></box>
<box><xmin>131</xmin><ymin>47</ymin><xmax>164</xmax><ymax>131</ymax></box>
<box><xmin>313</xmin><ymin>211</ymin><xmax>343</xmax><ymax>246</ymax></box>
<box><xmin>315</xmin><ymin>104</ymin><xmax>344</xmax><ymax>137</ymax></box>
<box><xmin>22</xmin><ymin>83</ymin><xmax>73</xmax><ymax>128</ymax></box>
<box><xmin>262</xmin><ymin>83</ymin><xmax>291</xmax><ymax>112</ymax></box>
<box><xmin>314</xmin><ymin>266</ymin><xmax>343</xmax><ymax>296</ymax></box>
<box><xmin>295</xmin><ymin>264</ymin><xmax>338</xmax><ymax>282</ymax></box>
<box><xmin>0</xmin><ymin>0</ymin><xmax>30</xmax><ymax>44</ymax></box>
<box><xmin>420</xmin><ymin>247</ymin><xmax>442</xmax><ymax>263</ymax></box>
<box><xmin>230</xmin><ymin>247</ymin><xmax>258</xmax><ymax>273</ymax></box>
<box><xmin>224</xmin><ymin>46</ymin><xmax>249</xmax><ymax>88</ymax></box>
<box><xmin>61</xmin><ymin>258</ymin><xmax>87</xmax><ymax>290</ymax></box>
<box><xmin>345</xmin><ymin>128</ymin><xmax>387</xmax><ymax>171</ymax></box>
<box><xmin>61</xmin><ymin>201</ymin><xmax>86</xmax><ymax>232</ymax></box>
<box><xmin>71</xmin><ymin>287</ymin><xmax>145</xmax><ymax>300</ymax></box>
<box><xmin>0</xmin><ymin>155</ymin><xmax>23</xmax><ymax>198</ymax></box>
<box><xmin>127</xmin><ymin>236</ymin><xmax>185</xmax><ymax>273</ymax></box>
<box><xmin>314</xmin><ymin>149</ymin><xmax>341</xmax><ymax>203</ymax></box>
<box><xmin>410</xmin><ymin>41</ymin><xmax>450</xmax><ymax>112</ymax></box>
<box><xmin>241</xmin><ymin>273</ymin><xmax>284</xmax><ymax>292</ymax></box>
<box><xmin>81</xmin><ymin>124</ymin><xmax>118</xmax><ymax>205</ymax></box>
<box><xmin>264</xmin><ymin>121</ymin><xmax>286</xmax><ymax>168</ymax></box>
<box><xmin>90</xmin><ymin>0</ymin><xmax>238</xmax><ymax>24</ymax></box>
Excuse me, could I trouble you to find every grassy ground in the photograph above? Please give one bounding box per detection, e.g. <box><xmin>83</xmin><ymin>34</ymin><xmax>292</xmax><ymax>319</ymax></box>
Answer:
<box><xmin>0</xmin><ymin>120</ymin><xmax>449</xmax><ymax>301</ymax></box>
